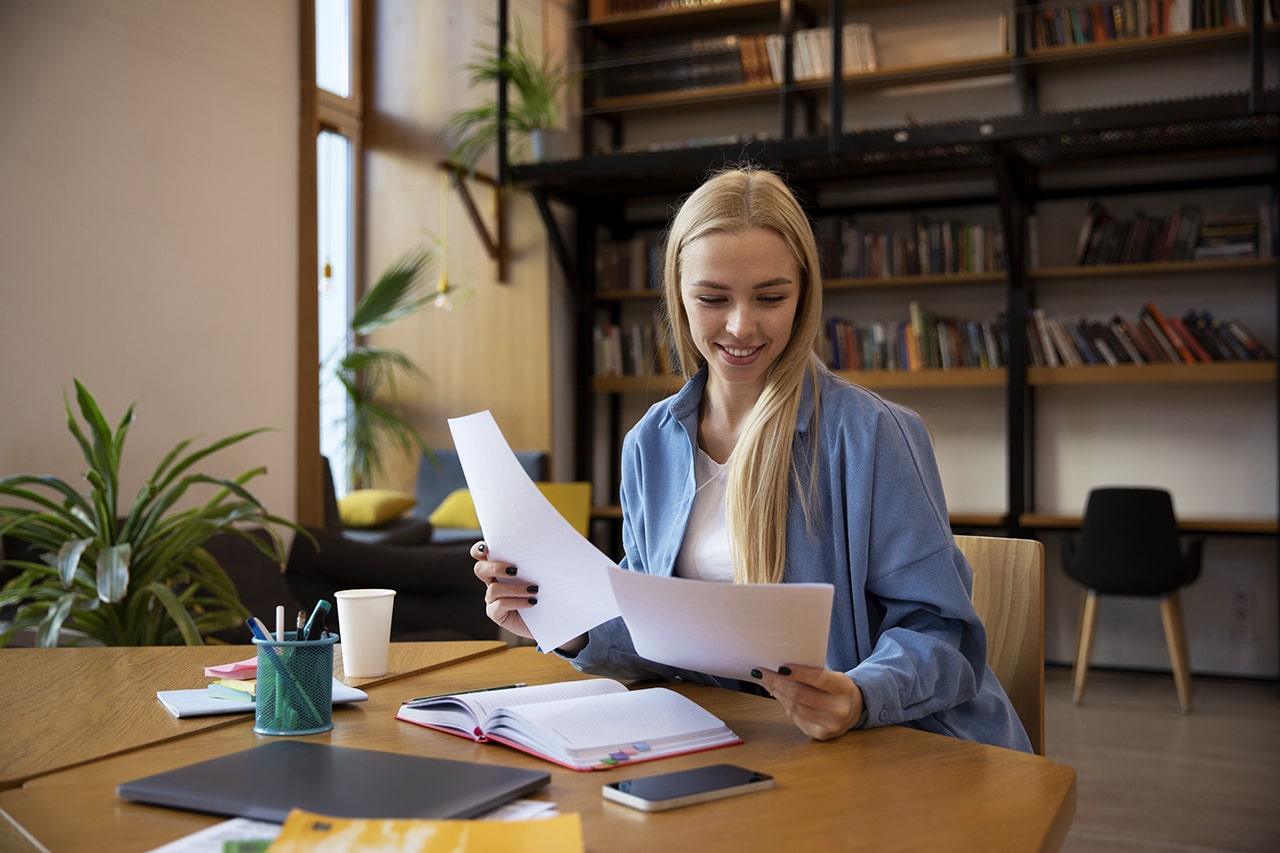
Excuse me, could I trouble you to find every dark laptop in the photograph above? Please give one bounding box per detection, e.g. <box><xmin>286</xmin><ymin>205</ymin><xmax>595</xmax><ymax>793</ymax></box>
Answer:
<box><xmin>117</xmin><ymin>741</ymin><xmax>550</xmax><ymax>822</ymax></box>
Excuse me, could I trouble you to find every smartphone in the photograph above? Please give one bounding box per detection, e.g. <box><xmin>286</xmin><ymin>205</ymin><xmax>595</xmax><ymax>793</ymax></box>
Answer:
<box><xmin>601</xmin><ymin>764</ymin><xmax>774</xmax><ymax>812</ymax></box>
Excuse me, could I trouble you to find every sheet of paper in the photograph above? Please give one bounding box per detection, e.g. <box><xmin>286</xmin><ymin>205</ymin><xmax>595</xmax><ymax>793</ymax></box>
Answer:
<box><xmin>607</xmin><ymin>566</ymin><xmax>833</xmax><ymax>681</ymax></box>
<box><xmin>449</xmin><ymin>411</ymin><xmax>621</xmax><ymax>651</ymax></box>
<box><xmin>448</xmin><ymin>410</ymin><xmax>834</xmax><ymax>676</ymax></box>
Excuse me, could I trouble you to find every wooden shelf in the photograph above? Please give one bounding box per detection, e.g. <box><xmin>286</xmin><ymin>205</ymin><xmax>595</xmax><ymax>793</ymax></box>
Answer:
<box><xmin>834</xmin><ymin>368</ymin><xmax>1007</xmax><ymax>389</ymax></box>
<box><xmin>587</xmin><ymin>0</ymin><xmax>786</xmax><ymax>38</ymax></box>
<box><xmin>1026</xmin><ymin>23</ymin><xmax>1274</xmax><ymax>65</ymax></box>
<box><xmin>826</xmin><ymin>271</ymin><xmax>1007</xmax><ymax>290</ymax></box>
<box><xmin>1032</xmin><ymin>257</ymin><xmax>1275</xmax><ymax>280</ymax></box>
<box><xmin>1029</xmin><ymin>361</ymin><xmax>1276</xmax><ymax>386</ymax></box>
<box><xmin>591</xmin><ymin>79</ymin><xmax>779</xmax><ymax>113</ymax></box>
<box><xmin>1020</xmin><ymin>513</ymin><xmax>1279</xmax><ymax>536</ymax></box>
<box><xmin>595</xmin><ymin>368</ymin><xmax>1008</xmax><ymax>393</ymax></box>
<box><xmin>594</xmin><ymin>504</ymin><xmax>1009</xmax><ymax>529</ymax></box>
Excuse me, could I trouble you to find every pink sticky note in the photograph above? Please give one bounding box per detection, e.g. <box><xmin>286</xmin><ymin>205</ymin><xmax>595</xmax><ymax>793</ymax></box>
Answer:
<box><xmin>203</xmin><ymin>656</ymin><xmax>257</xmax><ymax>679</ymax></box>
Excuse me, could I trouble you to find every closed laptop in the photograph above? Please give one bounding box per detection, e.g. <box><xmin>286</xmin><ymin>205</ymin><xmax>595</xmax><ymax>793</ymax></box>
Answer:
<box><xmin>117</xmin><ymin>741</ymin><xmax>550</xmax><ymax>822</ymax></box>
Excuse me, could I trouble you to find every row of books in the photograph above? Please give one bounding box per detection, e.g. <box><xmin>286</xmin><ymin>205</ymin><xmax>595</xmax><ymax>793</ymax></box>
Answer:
<box><xmin>594</xmin><ymin>303</ymin><xmax>1272</xmax><ymax>378</ymax></box>
<box><xmin>596</xmin><ymin>0</ymin><xmax>723</xmax><ymax>15</ymax></box>
<box><xmin>1028</xmin><ymin>303</ymin><xmax>1272</xmax><ymax>367</ymax></box>
<box><xmin>598</xmin><ymin>237</ymin><xmax>662</xmax><ymax>292</ymax></box>
<box><xmin>840</xmin><ymin>220</ymin><xmax>1007</xmax><ymax>280</ymax></box>
<box><xmin>822</xmin><ymin>312</ymin><xmax>1009</xmax><ymax>373</ymax></box>
<box><xmin>1022</xmin><ymin>0</ymin><xmax>1266</xmax><ymax>50</ymax></box>
<box><xmin>595</xmin><ymin>23</ymin><xmax>880</xmax><ymax>100</ymax></box>
<box><xmin>780</xmin><ymin>24</ymin><xmax>878</xmax><ymax>82</ymax></box>
<box><xmin>1072</xmin><ymin>203</ymin><xmax>1270</xmax><ymax>265</ymax></box>
<box><xmin>593</xmin><ymin>315</ymin><xmax>677</xmax><ymax>378</ymax></box>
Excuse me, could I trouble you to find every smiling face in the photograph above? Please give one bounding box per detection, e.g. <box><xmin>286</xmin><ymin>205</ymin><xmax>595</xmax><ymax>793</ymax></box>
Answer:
<box><xmin>679</xmin><ymin>226</ymin><xmax>801</xmax><ymax>399</ymax></box>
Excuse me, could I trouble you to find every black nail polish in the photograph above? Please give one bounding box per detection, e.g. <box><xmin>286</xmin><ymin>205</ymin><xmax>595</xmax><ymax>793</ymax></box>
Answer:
<box><xmin>526</xmin><ymin>585</ymin><xmax>539</xmax><ymax>594</ymax></box>
<box><xmin>505</xmin><ymin>566</ymin><xmax>518</xmax><ymax>576</ymax></box>
<box><xmin>527</xmin><ymin>597</ymin><xmax>538</xmax><ymax>605</ymax></box>
<box><xmin>778</xmin><ymin>666</ymin><xmax>792</xmax><ymax>676</ymax></box>
<box><xmin>750</xmin><ymin>668</ymin><xmax>763</xmax><ymax>680</ymax></box>
<box><xmin>477</xmin><ymin>542</ymin><xmax>487</xmax><ymax>554</ymax></box>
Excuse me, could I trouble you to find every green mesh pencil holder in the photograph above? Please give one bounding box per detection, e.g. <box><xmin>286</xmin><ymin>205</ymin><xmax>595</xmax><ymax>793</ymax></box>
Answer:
<box><xmin>252</xmin><ymin>631</ymin><xmax>339</xmax><ymax>736</ymax></box>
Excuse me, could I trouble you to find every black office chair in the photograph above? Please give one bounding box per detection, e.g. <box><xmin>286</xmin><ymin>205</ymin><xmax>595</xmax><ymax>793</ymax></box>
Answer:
<box><xmin>1063</xmin><ymin>487</ymin><xmax>1203</xmax><ymax>712</ymax></box>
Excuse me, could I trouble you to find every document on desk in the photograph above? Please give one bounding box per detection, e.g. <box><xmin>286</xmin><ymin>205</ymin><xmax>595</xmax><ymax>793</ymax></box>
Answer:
<box><xmin>448</xmin><ymin>411</ymin><xmax>833</xmax><ymax>679</ymax></box>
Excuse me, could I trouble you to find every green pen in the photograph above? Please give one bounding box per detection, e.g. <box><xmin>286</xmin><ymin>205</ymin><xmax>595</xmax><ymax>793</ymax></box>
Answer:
<box><xmin>403</xmin><ymin>683</ymin><xmax>528</xmax><ymax>707</ymax></box>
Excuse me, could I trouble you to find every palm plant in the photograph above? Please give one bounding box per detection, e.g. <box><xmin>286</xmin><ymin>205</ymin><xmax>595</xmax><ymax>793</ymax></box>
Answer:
<box><xmin>327</xmin><ymin>246</ymin><xmax>448</xmax><ymax>489</ymax></box>
<box><xmin>0</xmin><ymin>380</ymin><xmax>299</xmax><ymax>647</ymax></box>
<box><xmin>444</xmin><ymin>17</ymin><xmax>573</xmax><ymax>174</ymax></box>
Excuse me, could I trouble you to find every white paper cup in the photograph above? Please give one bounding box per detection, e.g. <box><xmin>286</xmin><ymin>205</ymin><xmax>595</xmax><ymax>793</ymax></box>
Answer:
<box><xmin>334</xmin><ymin>588</ymin><xmax>396</xmax><ymax>677</ymax></box>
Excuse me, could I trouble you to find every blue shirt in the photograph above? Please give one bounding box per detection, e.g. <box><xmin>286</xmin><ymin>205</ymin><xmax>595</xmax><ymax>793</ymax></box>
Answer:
<box><xmin>564</xmin><ymin>365</ymin><xmax>1032</xmax><ymax>753</ymax></box>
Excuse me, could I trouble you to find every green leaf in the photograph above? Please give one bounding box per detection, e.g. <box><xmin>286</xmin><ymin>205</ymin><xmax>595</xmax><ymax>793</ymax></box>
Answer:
<box><xmin>56</xmin><ymin>538</ymin><xmax>91</xmax><ymax>589</ymax></box>
<box><xmin>97</xmin><ymin>543</ymin><xmax>132</xmax><ymax>603</ymax></box>
<box><xmin>140</xmin><ymin>581</ymin><xmax>205</xmax><ymax>646</ymax></box>
<box><xmin>350</xmin><ymin>249</ymin><xmax>434</xmax><ymax>334</ymax></box>
<box><xmin>36</xmin><ymin>593</ymin><xmax>79</xmax><ymax>648</ymax></box>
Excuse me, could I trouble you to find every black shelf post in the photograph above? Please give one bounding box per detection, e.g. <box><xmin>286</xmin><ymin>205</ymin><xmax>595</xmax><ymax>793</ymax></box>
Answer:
<box><xmin>994</xmin><ymin>142</ymin><xmax>1034</xmax><ymax>535</ymax></box>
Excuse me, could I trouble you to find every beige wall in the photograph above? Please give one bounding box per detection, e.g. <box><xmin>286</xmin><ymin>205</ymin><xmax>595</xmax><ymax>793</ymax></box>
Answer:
<box><xmin>361</xmin><ymin>0</ymin><xmax>572</xmax><ymax>491</ymax></box>
<box><xmin>0</xmin><ymin>1</ymin><xmax>299</xmax><ymax>518</ymax></box>
<box><xmin>0</xmin><ymin>0</ymin><xmax>576</xmax><ymax>518</ymax></box>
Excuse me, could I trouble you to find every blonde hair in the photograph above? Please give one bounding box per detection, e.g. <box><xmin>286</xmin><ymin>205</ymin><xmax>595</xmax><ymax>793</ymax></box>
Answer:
<box><xmin>661</xmin><ymin>166</ymin><xmax>824</xmax><ymax>584</ymax></box>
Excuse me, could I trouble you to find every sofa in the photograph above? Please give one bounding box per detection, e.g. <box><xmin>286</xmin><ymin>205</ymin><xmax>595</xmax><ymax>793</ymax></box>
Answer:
<box><xmin>332</xmin><ymin>450</ymin><xmax>548</xmax><ymax>546</ymax></box>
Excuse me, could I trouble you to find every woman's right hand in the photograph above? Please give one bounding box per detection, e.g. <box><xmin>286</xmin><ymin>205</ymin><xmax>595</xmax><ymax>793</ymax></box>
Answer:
<box><xmin>470</xmin><ymin>540</ymin><xmax>537</xmax><ymax>641</ymax></box>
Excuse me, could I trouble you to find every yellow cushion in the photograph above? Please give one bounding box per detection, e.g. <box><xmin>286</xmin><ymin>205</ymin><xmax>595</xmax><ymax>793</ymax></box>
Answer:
<box><xmin>427</xmin><ymin>483</ymin><xmax>592</xmax><ymax>536</ymax></box>
<box><xmin>337</xmin><ymin>489</ymin><xmax>417</xmax><ymax>528</ymax></box>
<box><xmin>428</xmin><ymin>488</ymin><xmax>481</xmax><ymax>530</ymax></box>
<box><xmin>536</xmin><ymin>482</ymin><xmax>592</xmax><ymax>537</ymax></box>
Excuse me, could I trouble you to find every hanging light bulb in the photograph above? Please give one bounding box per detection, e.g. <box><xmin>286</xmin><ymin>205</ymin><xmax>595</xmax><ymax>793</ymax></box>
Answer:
<box><xmin>434</xmin><ymin>171</ymin><xmax>454</xmax><ymax>311</ymax></box>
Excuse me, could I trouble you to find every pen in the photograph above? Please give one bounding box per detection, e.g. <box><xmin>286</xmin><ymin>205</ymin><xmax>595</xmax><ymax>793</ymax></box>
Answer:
<box><xmin>301</xmin><ymin>599</ymin><xmax>331</xmax><ymax>641</ymax></box>
<box><xmin>275</xmin><ymin>604</ymin><xmax>285</xmax><ymax>642</ymax></box>
<box><xmin>296</xmin><ymin>610</ymin><xmax>306</xmax><ymax>639</ymax></box>
<box><xmin>403</xmin><ymin>683</ymin><xmax>528</xmax><ymax>706</ymax></box>
<box><xmin>246</xmin><ymin>617</ymin><xmax>274</xmax><ymax>643</ymax></box>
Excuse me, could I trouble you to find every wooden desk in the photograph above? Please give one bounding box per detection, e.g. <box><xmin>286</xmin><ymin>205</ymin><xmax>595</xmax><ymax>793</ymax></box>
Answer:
<box><xmin>0</xmin><ymin>646</ymin><xmax>1076</xmax><ymax>852</ymax></box>
<box><xmin>0</xmin><ymin>640</ymin><xmax>504</xmax><ymax>790</ymax></box>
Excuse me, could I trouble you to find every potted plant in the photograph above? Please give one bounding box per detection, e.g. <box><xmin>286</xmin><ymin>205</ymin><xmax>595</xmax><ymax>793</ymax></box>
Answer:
<box><xmin>0</xmin><ymin>380</ymin><xmax>301</xmax><ymax>647</ymax></box>
<box><xmin>326</xmin><ymin>245</ymin><xmax>460</xmax><ymax>490</ymax></box>
<box><xmin>444</xmin><ymin>17</ymin><xmax>574</xmax><ymax>174</ymax></box>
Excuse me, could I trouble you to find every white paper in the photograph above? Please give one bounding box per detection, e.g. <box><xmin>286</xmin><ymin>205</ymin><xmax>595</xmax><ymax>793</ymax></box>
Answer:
<box><xmin>449</xmin><ymin>411</ymin><xmax>621</xmax><ymax>651</ymax></box>
<box><xmin>447</xmin><ymin>411</ymin><xmax>834</xmax><ymax>677</ymax></box>
<box><xmin>607</xmin><ymin>567</ymin><xmax>833</xmax><ymax>681</ymax></box>
<box><xmin>155</xmin><ymin>679</ymin><xmax>367</xmax><ymax>718</ymax></box>
<box><xmin>144</xmin><ymin>817</ymin><xmax>279</xmax><ymax>852</ymax></box>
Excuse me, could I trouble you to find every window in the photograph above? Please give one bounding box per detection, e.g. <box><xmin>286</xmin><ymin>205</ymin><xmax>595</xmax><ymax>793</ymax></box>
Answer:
<box><xmin>313</xmin><ymin>0</ymin><xmax>362</xmax><ymax>496</ymax></box>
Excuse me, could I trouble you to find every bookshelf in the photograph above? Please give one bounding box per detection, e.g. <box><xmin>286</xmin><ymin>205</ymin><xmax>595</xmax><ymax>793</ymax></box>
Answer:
<box><xmin>509</xmin><ymin>1</ymin><xmax>1279</xmax><ymax>578</ymax></box>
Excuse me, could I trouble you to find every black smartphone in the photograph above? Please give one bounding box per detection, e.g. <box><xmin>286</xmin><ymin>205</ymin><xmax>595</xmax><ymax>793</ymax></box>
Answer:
<box><xmin>601</xmin><ymin>764</ymin><xmax>774</xmax><ymax>812</ymax></box>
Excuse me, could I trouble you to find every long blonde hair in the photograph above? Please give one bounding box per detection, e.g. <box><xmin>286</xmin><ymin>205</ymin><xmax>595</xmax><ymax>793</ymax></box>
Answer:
<box><xmin>661</xmin><ymin>166</ymin><xmax>825</xmax><ymax>584</ymax></box>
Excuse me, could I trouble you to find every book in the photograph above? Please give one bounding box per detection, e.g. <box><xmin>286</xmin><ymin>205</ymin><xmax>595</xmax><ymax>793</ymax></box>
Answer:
<box><xmin>268</xmin><ymin>809</ymin><xmax>584</xmax><ymax>853</ymax></box>
<box><xmin>156</xmin><ymin>678</ymin><xmax>367</xmax><ymax>718</ymax></box>
<box><xmin>1142</xmin><ymin>301</ymin><xmax>1196</xmax><ymax>363</ymax></box>
<box><xmin>395</xmin><ymin>679</ymin><xmax>741</xmax><ymax>771</ymax></box>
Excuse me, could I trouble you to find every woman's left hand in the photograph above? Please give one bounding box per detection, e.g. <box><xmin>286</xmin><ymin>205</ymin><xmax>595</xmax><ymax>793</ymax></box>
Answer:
<box><xmin>753</xmin><ymin>664</ymin><xmax>865</xmax><ymax>741</ymax></box>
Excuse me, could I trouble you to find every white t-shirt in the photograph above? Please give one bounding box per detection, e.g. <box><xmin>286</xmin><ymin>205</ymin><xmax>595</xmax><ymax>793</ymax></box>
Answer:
<box><xmin>675</xmin><ymin>447</ymin><xmax>735</xmax><ymax>582</ymax></box>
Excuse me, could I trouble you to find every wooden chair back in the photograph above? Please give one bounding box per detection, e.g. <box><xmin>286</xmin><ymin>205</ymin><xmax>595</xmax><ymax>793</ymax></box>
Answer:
<box><xmin>955</xmin><ymin>535</ymin><xmax>1046</xmax><ymax>755</ymax></box>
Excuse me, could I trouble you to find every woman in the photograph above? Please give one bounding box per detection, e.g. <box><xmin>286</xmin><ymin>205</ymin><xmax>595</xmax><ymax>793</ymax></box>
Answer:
<box><xmin>473</xmin><ymin>166</ymin><xmax>1031</xmax><ymax>752</ymax></box>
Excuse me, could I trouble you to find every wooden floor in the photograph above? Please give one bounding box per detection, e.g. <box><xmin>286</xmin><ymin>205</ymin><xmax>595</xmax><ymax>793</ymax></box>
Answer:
<box><xmin>1044</xmin><ymin>664</ymin><xmax>1280</xmax><ymax>852</ymax></box>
